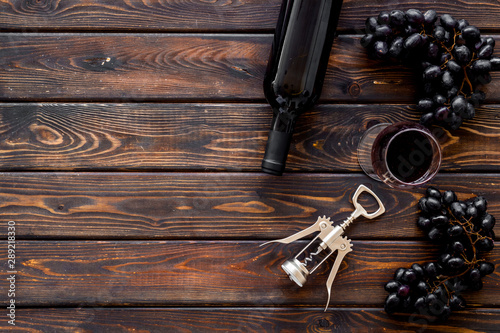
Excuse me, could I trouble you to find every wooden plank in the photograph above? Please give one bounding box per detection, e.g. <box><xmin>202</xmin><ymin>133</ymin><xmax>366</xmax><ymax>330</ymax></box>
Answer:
<box><xmin>1</xmin><ymin>0</ymin><xmax>500</xmax><ymax>32</ymax></box>
<box><xmin>1</xmin><ymin>307</ymin><xmax>500</xmax><ymax>332</ymax></box>
<box><xmin>1</xmin><ymin>173</ymin><xmax>498</xmax><ymax>240</ymax></box>
<box><xmin>1</xmin><ymin>240</ymin><xmax>498</xmax><ymax>307</ymax></box>
<box><xmin>0</xmin><ymin>103</ymin><xmax>498</xmax><ymax>172</ymax></box>
<box><xmin>0</xmin><ymin>34</ymin><xmax>499</xmax><ymax>103</ymax></box>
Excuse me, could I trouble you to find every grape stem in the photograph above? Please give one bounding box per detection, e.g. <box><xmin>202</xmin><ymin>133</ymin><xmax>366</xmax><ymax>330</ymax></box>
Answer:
<box><xmin>426</xmin><ymin>29</ymin><xmax>476</xmax><ymax>99</ymax></box>
<box><xmin>428</xmin><ymin>209</ymin><xmax>487</xmax><ymax>299</ymax></box>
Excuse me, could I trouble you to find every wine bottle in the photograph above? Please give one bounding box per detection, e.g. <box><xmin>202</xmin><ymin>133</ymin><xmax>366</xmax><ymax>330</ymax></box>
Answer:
<box><xmin>261</xmin><ymin>0</ymin><xmax>343</xmax><ymax>175</ymax></box>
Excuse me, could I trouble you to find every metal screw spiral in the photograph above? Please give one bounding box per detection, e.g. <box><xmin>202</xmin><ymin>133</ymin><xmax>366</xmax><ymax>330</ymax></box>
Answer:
<box><xmin>340</xmin><ymin>213</ymin><xmax>356</xmax><ymax>230</ymax></box>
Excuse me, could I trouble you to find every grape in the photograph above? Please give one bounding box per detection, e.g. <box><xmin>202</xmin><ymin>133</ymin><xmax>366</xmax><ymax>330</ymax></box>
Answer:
<box><xmin>389</xmin><ymin>37</ymin><xmax>404</xmax><ymax>58</ymax></box>
<box><xmin>481</xmin><ymin>214</ymin><xmax>496</xmax><ymax>231</ymax></box>
<box><xmin>454</xmin><ymin>45</ymin><xmax>472</xmax><ymax>64</ymax></box>
<box><xmin>414</xmin><ymin>296</ymin><xmax>426</xmax><ymax>309</ymax></box>
<box><xmin>425</xmin><ymin>292</ymin><xmax>438</xmax><ymax>304</ymax></box>
<box><xmin>466</xmin><ymin>205</ymin><xmax>478</xmax><ymax>219</ymax></box>
<box><xmin>462</xmin><ymin>103</ymin><xmax>475</xmax><ymax>120</ymax></box>
<box><xmin>433</xmin><ymin>26</ymin><xmax>447</xmax><ymax>42</ymax></box>
<box><xmin>426</xmin><ymin>186</ymin><xmax>442</xmax><ymax>199</ymax></box>
<box><xmin>375</xmin><ymin>25</ymin><xmax>393</xmax><ymax>40</ymax></box>
<box><xmin>390</xmin><ymin>10</ymin><xmax>406</xmax><ymax>27</ymax></box>
<box><xmin>476</xmin><ymin>73</ymin><xmax>492</xmax><ymax>84</ymax></box>
<box><xmin>384</xmin><ymin>280</ymin><xmax>401</xmax><ymax>292</ymax></box>
<box><xmin>398</xmin><ymin>284</ymin><xmax>411</xmax><ymax>297</ymax></box>
<box><xmin>384</xmin><ymin>186</ymin><xmax>496</xmax><ymax>321</ymax></box>
<box><xmin>469</xmin><ymin>268</ymin><xmax>481</xmax><ymax>282</ymax></box>
<box><xmin>485</xmin><ymin>37</ymin><xmax>495</xmax><ymax>47</ymax></box>
<box><xmin>373</xmin><ymin>41</ymin><xmax>389</xmax><ymax>58</ymax></box>
<box><xmin>420</xmin><ymin>112</ymin><xmax>434</xmax><ymax>126</ymax></box>
<box><xmin>447</xmin><ymin>257</ymin><xmax>465</xmax><ymax>271</ymax></box>
<box><xmin>447</xmin><ymin>113</ymin><xmax>463</xmax><ymax>130</ymax></box>
<box><xmin>424</xmin><ymin>10</ymin><xmax>438</xmax><ymax>25</ymax></box>
<box><xmin>404</xmin><ymin>33</ymin><xmax>423</xmax><ymax>49</ymax></box>
<box><xmin>432</xmin><ymin>215</ymin><xmax>449</xmax><ymax>227</ymax></box>
<box><xmin>451</xmin><ymin>96</ymin><xmax>467</xmax><ymax>115</ymax></box>
<box><xmin>449</xmin><ymin>294</ymin><xmax>466</xmax><ymax>310</ymax></box>
<box><xmin>434</xmin><ymin>106</ymin><xmax>450</xmax><ymax>122</ymax></box>
<box><xmin>462</xmin><ymin>25</ymin><xmax>481</xmax><ymax>41</ymax></box>
<box><xmin>441</xmin><ymin>71</ymin><xmax>454</xmax><ymax>89</ymax></box>
<box><xmin>440</xmin><ymin>52</ymin><xmax>452</xmax><ymax>65</ymax></box>
<box><xmin>426</xmin><ymin>196</ymin><xmax>442</xmax><ymax>211</ymax></box>
<box><xmin>424</xmin><ymin>262</ymin><xmax>439</xmax><ymax>278</ymax></box>
<box><xmin>451</xmin><ymin>241</ymin><xmax>464</xmax><ymax>253</ymax></box>
<box><xmin>365</xmin><ymin>17</ymin><xmax>378</xmax><ymax>33</ymax></box>
<box><xmin>433</xmin><ymin>94</ymin><xmax>447</xmax><ymax>106</ymax></box>
<box><xmin>446</xmin><ymin>60</ymin><xmax>461</xmax><ymax>73</ymax></box>
<box><xmin>417</xmin><ymin>216</ymin><xmax>432</xmax><ymax>230</ymax></box>
<box><xmin>433</xmin><ymin>284</ymin><xmax>447</xmax><ymax>301</ymax></box>
<box><xmin>478</xmin><ymin>45</ymin><xmax>494</xmax><ymax>59</ymax></box>
<box><xmin>411</xmin><ymin>263</ymin><xmax>425</xmax><ymax>278</ymax></box>
<box><xmin>427</xmin><ymin>42</ymin><xmax>440</xmax><ymax>59</ymax></box>
<box><xmin>440</xmin><ymin>14</ymin><xmax>457</xmax><ymax>31</ymax></box>
<box><xmin>470</xmin><ymin>91</ymin><xmax>486</xmax><ymax>105</ymax></box>
<box><xmin>479</xmin><ymin>262</ymin><xmax>495</xmax><ymax>276</ymax></box>
<box><xmin>442</xmin><ymin>190</ymin><xmax>457</xmax><ymax>206</ymax></box>
<box><xmin>471</xmin><ymin>59</ymin><xmax>492</xmax><ymax>73</ymax></box>
<box><xmin>406</xmin><ymin>9</ymin><xmax>424</xmax><ymax>25</ymax></box>
<box><xmin>474</xmin><ymin>39</ymin><xmax>486</xmax><ymax>51</ymax></box>
<box><xmin>457</xmin><ymin>19</ymin><xmax>469</xmax><ymax>31</ymax></box>
<box><xmin>394</xmin><ymin>267</ymin><xmax>406</xmax><ymax>281</ymax></box>
<box><xmin>417</xmin><ymin>98</ymin><xmax>434</xmax><ymax>111</ymax></box>
<box><xmin>447</xmin><ymin>225</ymin><xmax>464</xmax><ymax>237</ymax></box>
<box><xmin>491</xmin><ymin>57</ymin><xmax>500</xmax><ymax>70</ymax></box>
<box><xmin>414</xmin><ymin>280</ymin><xmax>427</xmax><ymax>293</ymax></box>
<box><xmin>428</xmin><ymin>227</ymin><xmax>444</xmax><ymax>241</ymax></box>
<box><xmin>450</xmin><ymin>201</ymin><xmax>465</xmax><ymax>217</ymax></box>
<box><xmin>402</xmin><ymin>269</ymin><xmax>418</xmax><ymax>284</ymax></box>
<box><xmin>473</xmin><ymin>196</ymin><xmax>487</xmax><ymax>213</ymax></box>
<box><xmin>469</xmin><ymin>279</ymin><xmax>483</xmax><ymax>291</ymax></box>
<box><xmin>377</xmin><ymin>11</ymin><xmax>391</xmax><ymax>25</ymax></box>
<box><xmin>361</xmin><ymin>10</ymin><xmax>498</xmax><ymax>131</ymax></box>
<box><xmin>360</xmin><ymin>34</ymin><xmax>374</xmax><ymax>48</ymax></box>
<box><xmin>384</xmin><ymin>293</ymin><xmax>401</xmax><ymax>314</ymax></box>
<box><xmin>476</xmin><ymin>237</ymin><xmax>494</xmax><ymax>251</ymax></box>
<box><xmin>441</xmin><ymin>305</ymin><xmax>452</xmax><ymax>320</ymax></box>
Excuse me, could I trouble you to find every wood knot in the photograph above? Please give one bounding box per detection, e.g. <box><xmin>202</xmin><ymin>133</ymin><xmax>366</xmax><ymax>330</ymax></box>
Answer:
<box><xmin>82</xmin><ymin>56</ymin><xmax>118</xmax><ymax>72</ymax></box>
<box><xmin>29</xmin><ymin>123</ymin><xmax>64</xmax><ymax>145</ymax></box>
<box><xmin>318</xmin><ymin>319</ymin><xmax>331</xmax><ymax>328</ymax></box>
<box><xmin>348</xmin><ymin>82</ymin><xmax>361</xmax><ymax>97</ymax></box>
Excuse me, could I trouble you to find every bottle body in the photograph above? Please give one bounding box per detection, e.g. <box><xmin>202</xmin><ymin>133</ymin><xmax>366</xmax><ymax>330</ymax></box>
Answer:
<box><xmin>262</xmin><ymin>0</ymin><xmax>343</xmax><ymax>175</ymax></box>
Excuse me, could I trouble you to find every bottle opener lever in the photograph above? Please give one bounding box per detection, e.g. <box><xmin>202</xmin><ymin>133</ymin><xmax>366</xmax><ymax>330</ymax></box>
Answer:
<box><xmin>261</xmin><ymin>184</ymin><xmax>385</xmax><ymax>311</ymax></box>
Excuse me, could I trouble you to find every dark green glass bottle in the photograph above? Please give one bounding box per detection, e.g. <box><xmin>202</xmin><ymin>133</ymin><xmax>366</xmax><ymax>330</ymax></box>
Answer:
<box><xmin>261</xmin><ymin>0</ymin><xmax>343</xmax><ymax>175</ymax></box>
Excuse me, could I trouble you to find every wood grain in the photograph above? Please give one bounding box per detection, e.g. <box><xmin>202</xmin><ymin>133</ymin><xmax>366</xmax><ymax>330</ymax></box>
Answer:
<box><xmin>0</xmin><ymin>0</ymin><xmax>499</xmax><ymax>330</ymax></box>
<box><xmin>1</xmin><ymin>307</ymin><xmax>499</xmax><ymax>332</ymax></box>
<box><xmin>0</xmin><ymin>34</ymin><xmax>499</xmax><ymax>103</ymax></box>
<box><xmin>0</xmin><ymin>103</ymin><xmax>499</xmax><ymax>172</ymax></box>
<box><xmin>0</xmin><ymin>172</ymin><xmax>498</xmax><ymax>240</ymax></box>
<box><xmin>1</xmin><ymin>240</ymin><xmax>498</xmax><ymax>307</ymax></box>
<box><xmin>1</xmin><ymin>0</ymin><xmax>500</xmax><ymax>32</ymax></box>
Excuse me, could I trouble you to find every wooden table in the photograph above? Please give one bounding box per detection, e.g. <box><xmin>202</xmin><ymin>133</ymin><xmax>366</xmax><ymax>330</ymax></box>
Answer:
<box><xmin>0</xmin><ymin>0</ymin><xmax>499</xmax><ymax>331</ymax></box>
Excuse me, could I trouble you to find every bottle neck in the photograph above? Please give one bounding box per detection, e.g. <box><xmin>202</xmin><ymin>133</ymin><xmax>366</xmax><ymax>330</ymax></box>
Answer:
<box><xmin>270</xmin><ymin>108</ymin><xmax>299</xmax><ymax>133</ymax></box>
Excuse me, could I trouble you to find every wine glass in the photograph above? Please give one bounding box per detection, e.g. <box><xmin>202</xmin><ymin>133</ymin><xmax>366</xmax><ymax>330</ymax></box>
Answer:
<box><xmin>357</xmin><ymin>121</ymin><xmax>442</xmax><ymax>188</ymax></box>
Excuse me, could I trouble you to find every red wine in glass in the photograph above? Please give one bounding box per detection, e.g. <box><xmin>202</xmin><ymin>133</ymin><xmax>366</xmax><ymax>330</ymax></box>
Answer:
<box><xmin>358</xmin><ymin>122</ymin><xmax>442</xmax><ymax>188</ymax></box>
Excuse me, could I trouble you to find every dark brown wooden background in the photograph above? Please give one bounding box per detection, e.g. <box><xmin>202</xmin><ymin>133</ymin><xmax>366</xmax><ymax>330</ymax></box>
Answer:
<box><xmin>0</xmin><ymin>0</ymin><xmax>499</xmax><ymax>331</ymax></box>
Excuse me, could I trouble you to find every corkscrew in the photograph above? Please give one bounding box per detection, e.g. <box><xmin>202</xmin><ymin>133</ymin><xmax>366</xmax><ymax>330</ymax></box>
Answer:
<box><xmin>261</xmin><ymin>184</ymin><xmax>385</xmax><ymax>311</ymax></box>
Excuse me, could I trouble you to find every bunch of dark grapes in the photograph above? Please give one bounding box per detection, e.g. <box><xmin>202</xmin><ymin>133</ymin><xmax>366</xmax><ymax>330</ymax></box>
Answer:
<box><xmin>384</xmin><ymin>186</ymin><xmax>496</xmax><ymax>320</ymax></box>
<box><xmin>361</xmin><ymin>9</ymin><xmax>500</xmax><ymax>130</ymax></box>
